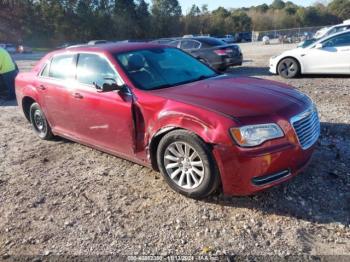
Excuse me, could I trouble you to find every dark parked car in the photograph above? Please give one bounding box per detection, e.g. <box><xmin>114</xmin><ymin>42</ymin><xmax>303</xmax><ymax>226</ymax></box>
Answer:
<box><xmin>15</xmin><ymin>43</ymin><xmax>319</xmax><ymax>198</ymax></box>
<box><xmin>235</xmin><ymin>32</ymin><xmax>252</xmax><ymax>43</ymax></box>
<box><xmin>168</xmin><ymin>37</ymin><xmax>243</xmax><ymax>71</ymax></box>
<box><xmin>149</xmin><ymin>38</ymin><xmax>180</xmax><ymax>45</ymax></box>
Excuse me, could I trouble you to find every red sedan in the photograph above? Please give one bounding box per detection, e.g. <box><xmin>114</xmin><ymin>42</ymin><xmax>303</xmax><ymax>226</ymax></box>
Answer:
<box><xmin>15</xmin><ymin>43</ymin><xmax>320</xmax><ymax>198</ymax></box>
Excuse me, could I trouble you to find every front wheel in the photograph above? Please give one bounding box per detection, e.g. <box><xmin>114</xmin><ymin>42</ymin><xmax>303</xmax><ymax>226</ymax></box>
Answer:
<box><xmin>277</xmin><ymin>58</ymin><xmax>300</xmax><ymax>78</ymax></box>
<box><xmin>29</xmin><ymin>103</ymin><xmax>54</xmax><ymax>140</ymax></box>
<box><xmin>157</xmin><ymin>130</ymin><xmax>220</xmax><ymax>199</ymax></box>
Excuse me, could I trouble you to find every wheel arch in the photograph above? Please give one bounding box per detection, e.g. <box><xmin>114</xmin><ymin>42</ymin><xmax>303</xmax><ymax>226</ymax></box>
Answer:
<box><xmin>148</xmin><ymin>126</ymin><xmax>214</xmax><ymax>171</ymax></box>
<box><xmin>22</xmin><ymin>96</ymin><xmax>37</xmax><ymax>121</ymax></box>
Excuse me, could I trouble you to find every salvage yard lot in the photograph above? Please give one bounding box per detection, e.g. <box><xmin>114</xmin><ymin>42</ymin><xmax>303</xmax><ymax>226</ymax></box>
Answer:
<box><xmin>0</xmin><ymin>43</ymin><xmax>349</xmax><ymax>257</ymax></box>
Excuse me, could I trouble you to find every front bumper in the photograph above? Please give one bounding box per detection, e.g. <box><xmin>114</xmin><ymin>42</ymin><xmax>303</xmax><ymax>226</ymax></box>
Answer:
<box><xmin>269</xmin><ymin>57</ymin><xmax>278</xmax><ymax>74</ymax></box>
<box><xmin>212</xmin><ymin>141</ymin><xmax>315</xmax><ymax>196</ymax></box>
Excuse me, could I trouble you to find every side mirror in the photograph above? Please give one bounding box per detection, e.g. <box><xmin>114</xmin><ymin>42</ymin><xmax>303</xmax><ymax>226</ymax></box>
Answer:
<box><xmin>95</xmin><ymin>78</ymin><xmax>123</xmax><ymax>92</ymax></box>
<box><xmin>315</xmin><ymin>43</ymin><xmax>323</xmax><ymax>49</ymax></box>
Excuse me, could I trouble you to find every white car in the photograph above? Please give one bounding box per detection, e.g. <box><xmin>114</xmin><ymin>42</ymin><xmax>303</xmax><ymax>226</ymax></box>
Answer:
<box><xmin>269</xmin><ymin>30</ymin><xmax>350</xmax><ymax>78</ymax></box>
<box><xmin>314</xmin><ymin>20</ymin><xmax>350</xmax><ymax>39</ymax></box>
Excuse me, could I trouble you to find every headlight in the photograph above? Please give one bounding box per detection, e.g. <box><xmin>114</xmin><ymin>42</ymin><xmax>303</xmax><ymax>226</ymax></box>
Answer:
<box><xmin>230</xmin><ymin>123</ymin><xmax>284</xmax><ymax>147</ymax></box>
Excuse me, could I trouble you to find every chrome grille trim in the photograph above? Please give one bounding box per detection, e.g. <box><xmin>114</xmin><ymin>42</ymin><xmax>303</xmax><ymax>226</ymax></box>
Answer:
<box><xmin>291</xmin><ymin>105</ymin><xmax>320</xmax><ymax>150</ymax></box>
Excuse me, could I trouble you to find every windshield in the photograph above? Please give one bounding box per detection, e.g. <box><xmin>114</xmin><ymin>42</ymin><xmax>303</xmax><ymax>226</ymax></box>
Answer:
<box><xmin>300</xmin><ymin>38</ymin><xmax>317</xmax><ymax>48</ymax></box>
<box><xmin>114</xmin><ymin>48</ymin><xmax>217</xmax><ymax>90</ymax></box>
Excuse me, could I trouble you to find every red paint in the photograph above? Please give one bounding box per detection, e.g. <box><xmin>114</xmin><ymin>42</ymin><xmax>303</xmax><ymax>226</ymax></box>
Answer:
<box><xmin>15</xmin><ymin>43</ymin><xmax>316</xmax><ymax>196</ymax></box>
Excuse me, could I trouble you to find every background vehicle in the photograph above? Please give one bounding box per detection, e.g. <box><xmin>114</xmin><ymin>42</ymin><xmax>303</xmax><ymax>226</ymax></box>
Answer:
<box><xmin>235</xmin><ymin>32</ymin><xmax>252</xmax><ymax>42</ymax></box>
<box><xmin>218</xmin><ymin>34</ymin><xmax>236</xmax><ymax>44</ymax></box>
<box><xmin>149</xmin><ymin>38</ymin><xmax>180</xmax><ymax>45</ymax></box>
<box><xmin>270</xmin><ymin>30</ymin><xmax>350</xmax><ymax>78</ymax></box>
<box><xmin>0</xmin><ymin>43</ymin><xmax>17</xmax><ymax>53</ymax></box>
<box><xmin>314</xmin><ymin>20</ymin><xmax>350</xmax><ymax>39</ymax></box>
<box><xmin>262</xmin><ymin>36</ymin><xmax>270</xmax><ymax>45</ymax></box>
<box><xmin>15</xmin><ymin>43</ymin><xmax>318</xmax><ymax>198</ymax></box>
<box><xmin>17</xmin><ymin>45</ymin><xmax>33</xmax><ymax>53</ymax></box>
<box><xmin>168</xmin><ymin>37</ymin><xmax>243</xmax><ymax>71</ymax></box>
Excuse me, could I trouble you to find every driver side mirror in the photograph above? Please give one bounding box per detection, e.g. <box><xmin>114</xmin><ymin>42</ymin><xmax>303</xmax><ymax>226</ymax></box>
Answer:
<box><xmin>315</xmin><ymin>43</ymin><xmax>323</xmax><ymax>49</ymax></box>
<box><xmin>95</xmin><ymin>78</ymin><xmax>124</xmax><ymax>92</ymax></box>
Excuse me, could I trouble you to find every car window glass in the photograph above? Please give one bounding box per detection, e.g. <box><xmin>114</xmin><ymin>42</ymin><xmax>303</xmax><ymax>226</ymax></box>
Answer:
<box><xmin>180</xmin><ymin>40</ymin><xmax>200</xmax><ymax>50</ymax></box>
<box><xmin>323</xmin><ymin>33</ymin><xmax>350</xmax><ymax>47</ymax></box>
<box><xmin>168</xmin><ymin>41</ymin><xmax>180</xmax><ymax>47</ymax></box>
<box><xmin>49</xmin><ymin>55</ymin><xmax>76</xmax><ymax>80</ymax></box>
<box><xmin>41</xmin><ymin>63</ymin><xmax>50</xmax><ymax>77</ymax></box>
<box><xmin>77</xmin><ymin>53</ymin><xmax>118</xmax><ymax>87</ymax></box>
<box><xmin>198</xmin><ymin>38</ymin><xmax>226</xmax><ymax>46</ymax></box>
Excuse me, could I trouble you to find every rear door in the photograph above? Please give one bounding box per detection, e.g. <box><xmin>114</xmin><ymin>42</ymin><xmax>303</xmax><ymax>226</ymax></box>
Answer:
<box><xmin>36</xmin><ymin>53</ymin><xmax>77</xmax><ymax>136</ymax></box>
<box><xmin>70</xmin><ymin>52</ymin><xmax>135</xmax><ymax>156</ymax></box>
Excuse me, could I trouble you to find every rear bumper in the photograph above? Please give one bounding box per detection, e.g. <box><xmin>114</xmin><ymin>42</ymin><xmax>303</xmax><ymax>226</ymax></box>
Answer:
<box><xmin>212</xmin><ymin>54</ymin><xmax>243</xmax><ymax>69</ymax></box>
<box><xmin>212</xmin><ymin>142</ymin><xmax>315</xmax><ymax>196</ymax></box>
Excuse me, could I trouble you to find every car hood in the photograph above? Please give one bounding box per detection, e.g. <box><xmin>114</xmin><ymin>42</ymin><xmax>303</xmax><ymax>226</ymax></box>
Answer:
<box><xmin>151</xmin><ymin>75</ymin><xmax>310</xmax><ymax>119</ymax></box>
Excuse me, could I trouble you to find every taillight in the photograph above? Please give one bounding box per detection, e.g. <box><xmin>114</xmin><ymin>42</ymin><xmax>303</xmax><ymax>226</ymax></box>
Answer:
<box><xmin>214</xmin><ymin>49</ymin><xmax>227</xmax><ymax>56</ymax></box>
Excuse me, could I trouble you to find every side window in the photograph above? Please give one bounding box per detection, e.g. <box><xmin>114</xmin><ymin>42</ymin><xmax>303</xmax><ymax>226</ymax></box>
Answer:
<box><xmin>168</xmin><ymin>40</ymin><xmax>180</xmax><ymax>48</ymax></box>
<box><xmin>76</xmin><ymin>53</ymin><xmax>118</xmax><ymax>87</ymax></box>
<box><xmin>40</xmin><ymin>63</ymin><xmax>50</xmax><ymax>77</ymax></box>
<box><xmin>180</xmin><ymin>40</ymin><xmax>200</xmax><ymax>50</ymax></box>
<box><xmin>323</xmin><ymin>33</ymin><xmax>350</xmax><ymax>47</ymax></box>
<box><xmin>49</xmin><ymin>54</ymin><xmax>76</xmax><ymax>80</ymax></box>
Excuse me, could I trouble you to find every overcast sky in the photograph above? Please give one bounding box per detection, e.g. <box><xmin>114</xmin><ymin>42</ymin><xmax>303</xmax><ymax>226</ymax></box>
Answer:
<box><xmin>174</xmin><ymin>0</ymin><xmax>319</xmax><ymax>13</ymax></box>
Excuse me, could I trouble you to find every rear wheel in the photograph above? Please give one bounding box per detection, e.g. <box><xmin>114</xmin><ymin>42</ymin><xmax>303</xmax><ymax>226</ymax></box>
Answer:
<box><xmin>277</xmin><ymin>58</ymin><xmax>300</xmax><ymax>78</ymax></box>
<box><xmin>157</xmin><ymin>130</ymin><xmax>220</xmax><ymax>199</ymax></box>
<box><xmin>29</xmin><ymin>103</ymin><xmax>54</xmax><ymax>140</ymax></box>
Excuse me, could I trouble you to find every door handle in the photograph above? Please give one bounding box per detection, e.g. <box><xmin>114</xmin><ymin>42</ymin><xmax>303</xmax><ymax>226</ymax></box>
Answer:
<box><xmin>73</xmin><ymin>93</ymin><xmax>83</xmax><ymax>99</ymax></box>
<box><xmin>38</xmin><ymin>84</ymin><xmax>46</xmax><ymax>90</ymax></box>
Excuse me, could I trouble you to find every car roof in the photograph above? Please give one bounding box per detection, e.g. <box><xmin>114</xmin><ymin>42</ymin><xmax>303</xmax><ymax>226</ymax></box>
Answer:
<box><xmin>59</xmin><ymin>42</ymin><xmax>168</xmax><ymax>54</ymax></box>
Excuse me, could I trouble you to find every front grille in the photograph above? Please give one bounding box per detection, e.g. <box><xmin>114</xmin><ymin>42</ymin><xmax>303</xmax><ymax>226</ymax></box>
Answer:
<box><xmin>291</xmin><ymin>106</ymin><xmax>320</xmax><ymax>150</ymax></box>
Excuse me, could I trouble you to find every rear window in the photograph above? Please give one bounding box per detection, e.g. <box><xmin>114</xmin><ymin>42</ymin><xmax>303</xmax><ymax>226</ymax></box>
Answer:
<box><xmin>196</xmin><ymin>38</ymin><xmax>226</xmax><ymax>46</ymax></box>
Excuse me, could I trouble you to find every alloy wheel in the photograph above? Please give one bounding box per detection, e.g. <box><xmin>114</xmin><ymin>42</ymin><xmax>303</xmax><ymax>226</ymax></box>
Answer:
<box><xmin>163</xmin><ymin>141</ymin><xmax>205</xmax><ymax>190</ymax></box>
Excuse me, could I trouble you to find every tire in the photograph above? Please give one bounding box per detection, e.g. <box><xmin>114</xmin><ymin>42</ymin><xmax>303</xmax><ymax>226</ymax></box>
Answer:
<box><xmin>156</xmin><ymin>130</ymin><xmax>220</xmax><ymax>199</ymax></box>
<box><xmin>277</xmin><ymin>58</ymin><xmax>300</xmax><ymax>78</ymax></box>
<box><xmin>218</xmin><ymin>66</ymin><xmax>228</xmax><ymax>72</ymax></box>
<box><xmin>29</xmin><ymin>103</ymin><xmax>54</xmax><ymax>140</ymax></box>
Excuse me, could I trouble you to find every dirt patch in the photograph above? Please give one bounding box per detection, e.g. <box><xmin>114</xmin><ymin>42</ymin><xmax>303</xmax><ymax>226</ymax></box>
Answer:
<box><xmin>0</xmin><ymin>44</ymin><xmax>349</xmax><ymax>257</ymax></box>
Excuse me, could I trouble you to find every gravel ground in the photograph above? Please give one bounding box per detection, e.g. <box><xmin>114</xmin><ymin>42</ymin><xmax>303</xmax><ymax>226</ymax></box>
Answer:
<box><xmin>0</xmin><ymin>44</ymin><xmax>349</xmax><ymax>259</ymax></box>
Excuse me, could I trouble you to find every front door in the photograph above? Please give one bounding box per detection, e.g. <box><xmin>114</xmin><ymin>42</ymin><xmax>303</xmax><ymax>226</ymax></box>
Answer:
<box><xmin>301</xmin><ymin>32</ymin><xmax>350</xmax><ymax>74</ymax></box>
<box><xmin>70</xmin><ymin>53</ymin><xmax>135</xmax><ymax>157</ymax></box>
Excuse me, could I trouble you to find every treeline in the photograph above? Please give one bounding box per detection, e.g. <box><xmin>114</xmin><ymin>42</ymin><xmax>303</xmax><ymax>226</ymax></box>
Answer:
<box><xmin>0</xmin><ymin>0</ymin><xmax>349</xmax><ymax>47</ymax></box>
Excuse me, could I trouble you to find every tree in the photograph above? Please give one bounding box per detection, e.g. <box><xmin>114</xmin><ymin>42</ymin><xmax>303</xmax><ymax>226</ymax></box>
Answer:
<box><xmin>135</xmin><ymin>0</ymin><xmax>151</xmax><ymax>38</ymax></box>
<box><xmin>328</xmin><ymin>0</ymin><xmax>350</xmax><ymax>20</ymax></box>
<box><xmin>271</xmin><ymin>0</ymin><xmax>286</xmax><ymax>9</ymax></box>
<box><xmin>151</xmin><ymin>0</ymin><xmax>182</xmax><ymax>37</ymax></box>
<box><xmin>225</xmin><ymin>11</ymin><xmax>252</xmax><ymax>33</ymax></box>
